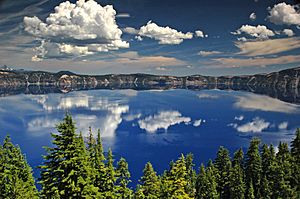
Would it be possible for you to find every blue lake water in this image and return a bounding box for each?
[0,89,299,187]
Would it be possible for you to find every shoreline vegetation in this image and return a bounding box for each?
[0,114,299,198]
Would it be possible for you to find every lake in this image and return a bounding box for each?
[0,88,299,187]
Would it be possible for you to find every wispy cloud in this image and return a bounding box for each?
[212,54,300,68]
[198,50,222,56]
[235,37,300,56]
[234,93,299,113]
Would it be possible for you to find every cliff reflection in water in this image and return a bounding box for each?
[0,83,299,105]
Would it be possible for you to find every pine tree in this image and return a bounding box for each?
[161,154,192,199]
[245,138,262,198]
[0,136,38,199]
[229,149,245,199]
[195,164,208,199]
[39,114,99,198]
[115,158,132,198]
[214,146,231,198]
[87,129,107,194]
[232,148,244,168]
[245,180,255,199]
[195,163,218,199]
[185,153,196,197]
[260,174,271,199]
[272,142,295,198]
[136,162,160,199]
[260,144,272,199]
[291,129,300,196]
[103,148,117,198]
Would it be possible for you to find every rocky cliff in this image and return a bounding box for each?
[0,67,299,103]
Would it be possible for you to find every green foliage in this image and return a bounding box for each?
[1,115,300,199]
[291,128,300,196]
[245,138,262,198]
[161,154,192,199]
[39,114,99,198]
[0,136,39,199]
[115,158,132,198]
[195,163,218,199]
[136,162,161,199]
[214,146,231,198]
[185,153,197,197]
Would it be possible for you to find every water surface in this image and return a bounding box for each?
[0,89,299,186]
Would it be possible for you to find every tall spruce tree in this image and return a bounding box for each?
[135,162,161,199]
[115,158,132,198]
[87,129,107,194]
[260,144,272,199]
[214,146,231,198]
[229,149,245,199]
[39,114,99,198]
[185,153,196,197]
[161,154,192,199]
[229,164,245,199]
[291,129,300,196]
[232,148,244,169]
[272,142,295,198]
[245,179,255,199]
[0,136,38,199]
[245,138,262,198]
[195,163,218,199]
[103,148,117,198]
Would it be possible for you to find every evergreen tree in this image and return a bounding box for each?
[103,148,117,198]
[232,148,244,168]
[135,162,161,199]
[161,154,192,199]
[214,146,231,198]
[272,142,295,198]
[260,174,271,199]
[0,136,38,199]
[115,158,132,198]
[260,144,272,199]
[229,149,245,199]
[195,163,218,199]
[245,138,262,198]
[245,180,255,199]
[185,153,196,197]
[195,164,208,199]
[39,114,99,198]
[87,129,107,194]
[291,129,300,196]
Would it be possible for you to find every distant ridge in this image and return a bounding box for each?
[0,66,299,103]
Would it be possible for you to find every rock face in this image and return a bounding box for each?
[0,67,299,103]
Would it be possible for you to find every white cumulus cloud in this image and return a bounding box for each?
[138,21,193,44]
[278,121,288,130]
[231,117,270,133]
[268,2,300,26]
[193,119,204,127]
[195,30,208,38]
[232,25,275,40]
[282,29,295,37]
[138,110,191,133]
[249,12,256,21]
[24,0,129,60]
[234,115,244,121]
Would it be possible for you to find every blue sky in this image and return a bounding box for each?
[0,0,300,75]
